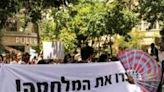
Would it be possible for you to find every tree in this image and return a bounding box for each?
[138,0,164,27]
[40,20,56,41]
[0,0,139,54]
[0,0,21,53]
[138,0,164,50]
[50,0,138,53]
[0,0,68,52]
[126,28,144,49]
[104,0,138,55]
[71,1,107,48]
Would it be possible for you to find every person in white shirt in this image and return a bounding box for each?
[10,54,17,64]
[16,52,22,64]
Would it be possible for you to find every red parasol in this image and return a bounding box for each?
[118,50,161,92]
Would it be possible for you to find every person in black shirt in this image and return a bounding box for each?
[150,43,159,62]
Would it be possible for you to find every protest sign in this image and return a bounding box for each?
[0,62,140,92]
[43,41,64,59]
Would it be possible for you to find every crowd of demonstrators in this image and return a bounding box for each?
[0,52,40,64]
[3,44,158,65]
[0,42,162,64]
[0,45,115,64]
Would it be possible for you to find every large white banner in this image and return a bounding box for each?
[0,62,140,92]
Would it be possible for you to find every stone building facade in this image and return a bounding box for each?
[0,17,38,54]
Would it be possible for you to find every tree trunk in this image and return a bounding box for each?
[33,22,40,52]
[109,35,113,56]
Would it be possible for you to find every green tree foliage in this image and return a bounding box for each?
[112,28,144,54]
[69,1,107,47]
[138,0,164,50]
[59,28,76,52]
[40,20,56,41]
[104,0,138,54]
[0,0,139,53]
[126,28,144,49]
[0,0,20,29]
[138,0,164,27]
[0,0,21,53]
[105,0,138,35]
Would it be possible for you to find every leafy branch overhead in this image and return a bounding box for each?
[0,0,155,53]
[138,0,164,28]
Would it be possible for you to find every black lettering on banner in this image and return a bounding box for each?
[119,73,125,82]
[61,76,70,92]
[72,80,81,91]
[82,80,91,90]
[16,78,92,92]
[95,77,103,88]
[37,82,48,92]
[23,82,35,92]
[51,81,61,92]
[115,74,119,83]
[16,80,21,92]
[104,75,112,85]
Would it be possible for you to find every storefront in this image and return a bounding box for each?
[1,31,38,53]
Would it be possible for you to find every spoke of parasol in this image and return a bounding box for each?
[136,83,149,92]
[125,51,132,70]
[136,81,158,89]
[136,79,161,83]
[138,67,160,80]
[131,50,137,73]
[137,61,160,75]
[134,52,146,71]
[138,81,159,87]
[137,58,151,73]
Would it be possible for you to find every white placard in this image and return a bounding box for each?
[43,41,64,59]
